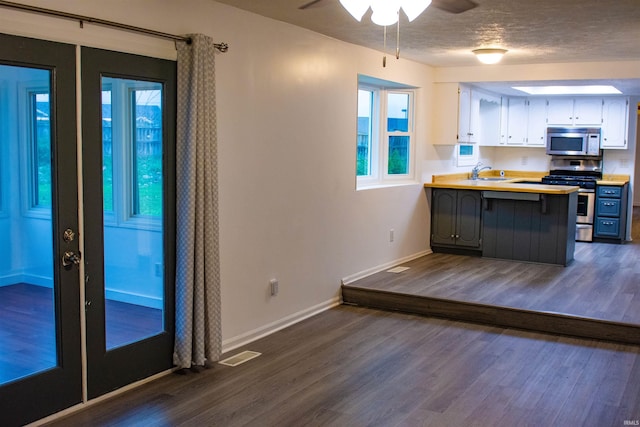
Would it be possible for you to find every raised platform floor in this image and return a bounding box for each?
[342,208,640,345]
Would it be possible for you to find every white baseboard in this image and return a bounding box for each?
[221,296,342,353]
[340,249,432,286]
[0,274,53,288]
[105,289,163,309]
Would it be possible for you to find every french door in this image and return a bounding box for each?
[0,34,175,426]
[81,46,176,399]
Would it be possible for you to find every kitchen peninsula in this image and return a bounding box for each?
[425,173,579,266]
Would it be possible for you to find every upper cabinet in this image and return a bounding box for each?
[457,85,479,143]
[547,98,603,126]
[434,83,630,150]
[433,83,501,145]
[601,97,629,149]
[505,98,546,146]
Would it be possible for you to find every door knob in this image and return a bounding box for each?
[62,251,82,267]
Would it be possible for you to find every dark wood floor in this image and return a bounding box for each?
[45,305,640,427]
[343,207,640,336]
[0,283,162,385]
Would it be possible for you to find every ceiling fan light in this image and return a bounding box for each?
[370,0,400,25]
[473,48,508,64]
[400,0,432,22]
[339,0,370,21]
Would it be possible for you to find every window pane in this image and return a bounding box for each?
[1,64,56,385]
[388,136,409,175]
[102,89,113,212]
[357,89,373,176]
[102,78,164,350]
[132,88,163,217]
[32,92,51,207]
[387,93,409,132]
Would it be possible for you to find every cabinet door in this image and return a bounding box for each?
[431,189,457,245]
[456,191,482,247]
[574,98,603,125]
[499,97,509,144]
[601,97,629,149]
[547,98,574,125]
[507,98,527,145]
[458,86,473,142]
[526,98,547,145]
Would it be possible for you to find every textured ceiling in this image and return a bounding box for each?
[215,0,640,94]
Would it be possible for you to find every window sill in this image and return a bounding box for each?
[356,180,420,191]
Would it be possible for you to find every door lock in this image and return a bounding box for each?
[62,251,82,268]
[63,228,76,242]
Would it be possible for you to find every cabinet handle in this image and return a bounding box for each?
[456,235,460,239]
[451,234,455,238]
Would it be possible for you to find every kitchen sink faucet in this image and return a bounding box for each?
[471,162,491,180]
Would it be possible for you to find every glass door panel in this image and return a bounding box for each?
[0,33,81,426]
[0,65,56,385]
[101,77,164,350]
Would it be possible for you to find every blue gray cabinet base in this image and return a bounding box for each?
[430,188,577,266]
[594,184,629,243]
[482,191,577,266]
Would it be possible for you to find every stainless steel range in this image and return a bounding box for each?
[541,157,603,242]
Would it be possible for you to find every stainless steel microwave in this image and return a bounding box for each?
[546,127,602,156]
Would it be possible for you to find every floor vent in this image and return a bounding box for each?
[219,350,262,367]
[387,266,410,273]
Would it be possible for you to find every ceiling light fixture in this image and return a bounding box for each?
[472,48,508,64]
[339,0,433,25]
[512,85,622,95]
[340,0,432,67]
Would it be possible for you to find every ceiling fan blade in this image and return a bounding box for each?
[299,0,325,9]
[432,0,478,14]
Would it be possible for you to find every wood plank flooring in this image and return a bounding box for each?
[44,305,640,427]
[343,207,640,343]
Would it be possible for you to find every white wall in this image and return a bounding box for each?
[0,0,433,349]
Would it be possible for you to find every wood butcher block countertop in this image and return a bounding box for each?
[425,171,631,194]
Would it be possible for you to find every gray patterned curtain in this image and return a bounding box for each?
[173,34,221,369]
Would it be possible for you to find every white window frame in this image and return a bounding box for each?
[356,77,417,190]
[103,78,163,232]
[18,82,52,220]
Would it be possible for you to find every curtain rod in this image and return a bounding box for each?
[0,0,229,52]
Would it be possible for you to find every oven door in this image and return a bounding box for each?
[576,189,595,242]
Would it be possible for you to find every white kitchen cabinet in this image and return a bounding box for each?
[547,98,603,126]
[506,98,527,145]
[526,98,547,146]
[499,97,509,145]
[601,97,629,149]
[457,85,481,143]
[505,97,547,146]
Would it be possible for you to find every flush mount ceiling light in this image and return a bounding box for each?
[512,85,622,95]
[472,48,508,64]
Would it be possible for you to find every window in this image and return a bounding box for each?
[102,77,163,229]
[18,77,52,218]
[356,76,416,189]
[29,91,51,208]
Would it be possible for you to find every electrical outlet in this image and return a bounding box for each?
[390,229,395,242]
[154,263,162,277]
[269,279,279,296]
